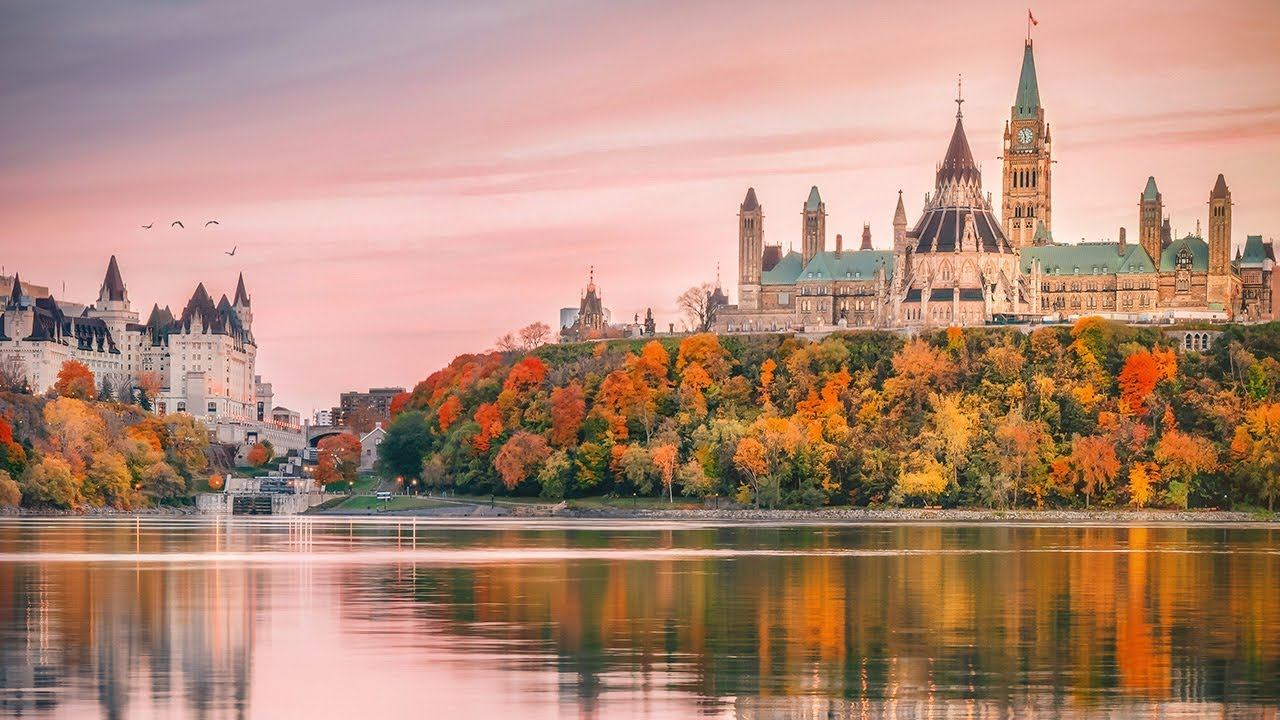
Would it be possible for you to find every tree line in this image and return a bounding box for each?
[376,319,1280,510]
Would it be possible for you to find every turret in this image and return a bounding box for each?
[1207,173,1234,310]
[737,187,764,311]
[1001,38,1052,247]
[1138,176,1163,266]
[860,223,872,251]
[801,186,826,266]
[893,190,908,253]
[233,272,253,329]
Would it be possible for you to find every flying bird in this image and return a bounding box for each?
[171,220,184,228]
[225,246,237,256]
[141,223,153,229]
[205,220,219,227]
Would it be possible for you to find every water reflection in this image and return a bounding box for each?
[0,519,1277,719]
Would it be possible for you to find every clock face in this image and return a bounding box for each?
[1017,127,1034,145]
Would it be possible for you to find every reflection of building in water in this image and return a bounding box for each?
[0,528,257,719]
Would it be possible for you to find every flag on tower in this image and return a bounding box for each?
[1029,9,1038,25]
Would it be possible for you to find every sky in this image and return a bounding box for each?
[2,0,1279,414]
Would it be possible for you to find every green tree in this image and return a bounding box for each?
[379,411,433,480]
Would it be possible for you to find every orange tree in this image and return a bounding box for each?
[54,360,95,400]
[315,433,362,488]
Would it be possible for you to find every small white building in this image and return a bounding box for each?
[359,423,386,472]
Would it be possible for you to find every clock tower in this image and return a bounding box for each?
[1001,39,1052,248]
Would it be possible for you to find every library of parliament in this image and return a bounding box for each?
[717,35,1276,333]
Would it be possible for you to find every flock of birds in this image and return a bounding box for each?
[141,220,236,255]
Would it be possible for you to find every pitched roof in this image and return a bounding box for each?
[100,255,126,302]
[893,191,907,225]
[1021,242,1157,276]
[741,187,760,212]
[1240,235,1268,265]
[1014,41,1041,119]
[1160,234,1209,272]
[761,245,783,272]
[1142,176,1160,202]
[796,249,895,283]
[860,224,872,250]
[911,206,1012,254]
[1033,219,1053,245]
[233,272,250,306]
[936,116,980,186]
[805,186,822,211]
[761,251,804,286]
[1211,173,1230,199]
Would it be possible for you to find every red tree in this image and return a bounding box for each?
[493,431,550,489]
[54,360,95,400]
[472,402,503,452]
[550,383,586,447]
[315,433,363,487]
[437,396,462,433]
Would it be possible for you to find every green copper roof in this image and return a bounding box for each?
[1021,242,1157,276]
[1159,234,1209,272]
[1032,219,1053,244]
[1014,41,1040,120]
[798,250,895,283]
[805,186,822,211]
[1240,235,1267,265]
[761,251,804,286]
[1142,176,1160,202]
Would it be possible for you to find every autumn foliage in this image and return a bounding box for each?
[54,360,96,400]
[371,318,1280,510]
[315,433,362,487]
[246,441,273,468]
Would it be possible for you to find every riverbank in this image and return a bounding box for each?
[311,501,1275,523]
[4,502,1274,523]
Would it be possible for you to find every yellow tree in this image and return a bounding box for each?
[1127,463,1155,508]
[733,437,767,507]
[893,454,949,506]
[927,392,977,486]
[1230,402,1280,510]
[1154,427,1217,509]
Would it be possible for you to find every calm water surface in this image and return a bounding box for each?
[0,518,1277,719]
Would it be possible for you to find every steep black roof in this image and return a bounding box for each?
[101,255,127,302]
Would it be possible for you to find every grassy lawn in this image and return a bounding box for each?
[324,475,380,494]
[336,496,451,511]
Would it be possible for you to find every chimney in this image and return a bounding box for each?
[835,233,843,258]
[1119,227,1127,256]
[861,223,872,251]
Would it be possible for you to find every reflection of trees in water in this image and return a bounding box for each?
[346,524,1280,710]
[0,521,258,719]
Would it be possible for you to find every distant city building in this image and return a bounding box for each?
[271,406,301,426]
[336,387,404,425]
[313,409,334,426]
[717,36,1269,332]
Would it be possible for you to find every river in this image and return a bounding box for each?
[0,518,1277,718]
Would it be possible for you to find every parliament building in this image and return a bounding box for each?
[718,37,1276,333]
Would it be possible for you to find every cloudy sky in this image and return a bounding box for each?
[2,0,1278,413]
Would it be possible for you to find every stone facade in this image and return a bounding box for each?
[717,36,1271,333]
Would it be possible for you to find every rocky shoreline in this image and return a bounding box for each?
[3,504,1274,523]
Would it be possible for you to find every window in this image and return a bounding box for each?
[177,401,186,412]
[208,402,217,414]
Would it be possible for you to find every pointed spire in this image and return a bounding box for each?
[1143,176,1160,202]
[741,187,760,211]
[955,74,965,119]
[1211,173,1230,199]
[860,223,872,251]
[937,113,980,186]
[5,273,22,309]
[894,190,907,225]
[805,186,822,211]
[1014,41,1041,119]
[100,255,126,302]
[233,272,250,307]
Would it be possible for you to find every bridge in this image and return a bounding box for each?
[306,424,356,447]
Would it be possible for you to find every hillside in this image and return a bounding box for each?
[377,320,1280,511]
[0,392,212,510]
